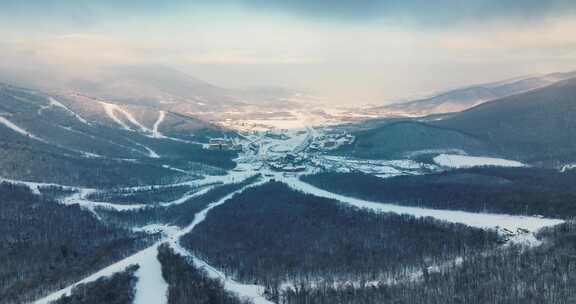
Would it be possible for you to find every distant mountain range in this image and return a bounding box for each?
[366,71,576,117]
[0,65,307,114]
[340,75,576,167]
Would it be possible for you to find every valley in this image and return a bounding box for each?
[1,91,568,303]
[2,70,576,304]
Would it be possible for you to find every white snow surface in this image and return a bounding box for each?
[0,116,44,142]
[0,177,81,195]
[169,242,274,304]
[133,245,169,304]
[120,108,151,133]
[47,97,90,124]
[560,163,576,172]
[434,154,525,168]
[34,245,166,304]
[152,111,166,138]
[282,177,563,233]
[102,102,132,130]
[101,102,151,133]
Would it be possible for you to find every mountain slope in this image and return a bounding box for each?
[0,83,236,186]
[433,77,576,164]
[341,76,576,166]
[370,71,576,117]
[66,65,241,110]
[337,121,495,159]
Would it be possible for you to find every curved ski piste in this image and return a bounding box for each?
[280,176,564,233]
[152,110,166,138]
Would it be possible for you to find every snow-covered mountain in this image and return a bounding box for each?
[3,74,576,304]
[0,82,237,186]
[365,71,576,117]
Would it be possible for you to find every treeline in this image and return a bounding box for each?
[182,181,500,301]
[53,265,138,304]
[157,244,252,304]
[282,221,576,304]
[302,168,576,218]
[0,183,157,304]
[98,175,261,228]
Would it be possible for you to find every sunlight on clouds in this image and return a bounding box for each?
[0,11,574,103]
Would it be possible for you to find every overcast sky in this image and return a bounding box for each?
[1,0,575,104]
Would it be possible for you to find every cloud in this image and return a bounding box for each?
[1,1,575,30]
[238,0,576,27]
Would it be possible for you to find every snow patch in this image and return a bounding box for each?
[434,154,525,169]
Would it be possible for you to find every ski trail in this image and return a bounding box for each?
[153,111,166,138]
[33,245,163,304]
[46,97,90,124]
[101,102,132,131]
[71,184,218,212]
[281,177,563,233]
[162,164,187,173]
[60,188,148,212]
[0,116,45,142]
[0,177,83,195]
[169,241,274,304]
[141,144,160,158]
[130,140,160,158]
[116,106,152,133]
[101,102,150,133]
[165,177,274,304]
[133,245,169,304]
[33,179,263,304]
[160,185,217,207]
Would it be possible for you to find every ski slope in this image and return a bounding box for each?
[34,244,166,304]
[133,245,169,304]
[281,177,563,233]
[169,241,274,304]
[102,102,132,131]
[152,111,166,138]
[101,102,151,133]
[0,116,45,142]
[46,97,90,124]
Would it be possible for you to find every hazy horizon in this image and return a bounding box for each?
[1,0,575,104]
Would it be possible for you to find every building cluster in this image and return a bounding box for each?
[268,153,307,172]
[309,133,355,151]
[208,138,242,151]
